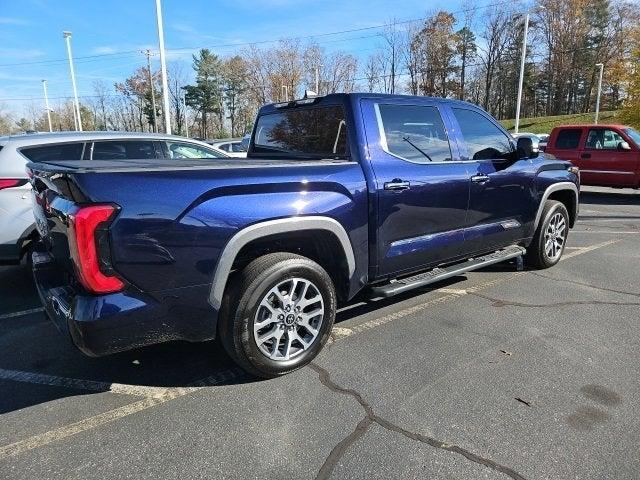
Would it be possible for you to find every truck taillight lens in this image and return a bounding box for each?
[69,204,125,294]
[0,178,28,190]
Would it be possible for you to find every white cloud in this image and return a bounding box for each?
[0,48,44,59]
[91,46,120,55]
[0,17,31,26]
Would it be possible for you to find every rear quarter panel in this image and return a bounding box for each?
[72,163,369,294]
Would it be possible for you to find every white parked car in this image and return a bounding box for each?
[0,131,228,265]
[208,138,247,158]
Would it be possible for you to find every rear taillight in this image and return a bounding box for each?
[69,204,125,294]
[0,179,28,190]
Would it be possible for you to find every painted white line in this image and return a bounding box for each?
[0,367,242,460]
[0,367,177,398]
[572,230,639,234]
[0,307,44,320]
[438,288,469,294]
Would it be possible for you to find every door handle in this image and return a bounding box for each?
[471,174,490,184]
[580,153,591,159]
[384,179,411,191]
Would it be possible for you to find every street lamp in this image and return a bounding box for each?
[514,6,544,134]
[595,63,604,124]
[63,31,82,131]
[41,80,52,132]
[281,85,289,102]
[154,0,172,134]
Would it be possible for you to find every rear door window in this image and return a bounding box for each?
[554,129,582,149]
[376,103,452,163]
[92,141,156,160]
[452,108,513,160]
[21,142,84,162]
[165,141,224,159]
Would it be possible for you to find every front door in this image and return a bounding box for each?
[448,107,533,254]
[361,99,471,277]
[580,128,639,187]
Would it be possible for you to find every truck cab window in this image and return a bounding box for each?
[376,104,451,163]
[555,129,582,149]
[252,106,348,159]
[452,108,513,160]
[586,129,623,150]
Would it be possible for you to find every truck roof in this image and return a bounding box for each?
[257,92,481,115]
[551,124,630,130]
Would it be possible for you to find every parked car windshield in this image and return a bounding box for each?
[252,105,348,159]
[624,128,640,146]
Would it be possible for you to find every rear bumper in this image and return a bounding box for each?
[32,249,217,357]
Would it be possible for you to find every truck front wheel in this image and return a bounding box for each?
[219,253,336,378]
[526,200,570,269]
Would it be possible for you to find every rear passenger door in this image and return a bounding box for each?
[361,99,472,277]
[449,107,532,254]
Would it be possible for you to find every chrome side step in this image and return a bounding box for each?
[371,245,526,298]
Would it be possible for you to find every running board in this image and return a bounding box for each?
[371,245,526,298]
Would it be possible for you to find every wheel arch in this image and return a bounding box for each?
[534,182,579,230]
[209,217,356,311]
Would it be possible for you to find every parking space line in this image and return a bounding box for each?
[0,239,618,460]
[0,367,181,399]
[572,230,639,234]
[0,307,43,321]
[0,367,242,460]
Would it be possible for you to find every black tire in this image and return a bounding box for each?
[526,200,569,269]
[218,252,336,378]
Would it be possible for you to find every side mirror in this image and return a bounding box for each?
[516,137,539,159]
[618,141,631,151]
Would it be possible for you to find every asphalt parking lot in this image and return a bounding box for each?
[0,186,638,480]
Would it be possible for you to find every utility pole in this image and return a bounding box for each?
[155,0,172,134]
[314,65,323,94]
[595,63,604,124]
[182,93,189,137]
[142,49,158,133]
[62,31,82,131]
[41,80,52,132]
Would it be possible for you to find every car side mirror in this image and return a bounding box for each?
[516,137,538,159]
[618,141,631,151]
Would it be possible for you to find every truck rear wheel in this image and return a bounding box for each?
[219,253,336,378]
[526,200,569,269]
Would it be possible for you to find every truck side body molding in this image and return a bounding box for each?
[208,216,356,310]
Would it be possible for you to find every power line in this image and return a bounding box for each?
[0,0,514,68]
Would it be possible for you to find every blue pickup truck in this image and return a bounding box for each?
[28,93,579,378]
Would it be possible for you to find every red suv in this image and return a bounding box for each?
[546,124,640,188]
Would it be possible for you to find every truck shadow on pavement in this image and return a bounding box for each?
[579,189,639,207]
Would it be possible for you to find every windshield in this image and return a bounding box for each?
[252,105,348,159]
[624,128,640,147]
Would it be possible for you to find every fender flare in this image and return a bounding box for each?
[533,182,579,231]
[208,216,356,310]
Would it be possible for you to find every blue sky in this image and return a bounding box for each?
[0,0,474,116]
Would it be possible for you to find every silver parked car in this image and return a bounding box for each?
[0,131,228,265]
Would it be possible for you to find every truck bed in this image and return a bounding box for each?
[27,157,352,174]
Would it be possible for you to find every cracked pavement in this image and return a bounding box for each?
[1,186,639,479]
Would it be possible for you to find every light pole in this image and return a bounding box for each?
[314,65,323,94]
[62,31,82,131]
[595,63,604,124]
[154,0,171,134]
[281,85,289,102]
[142,49,158,133]
[514,6,543,134]
[41,80,52,132]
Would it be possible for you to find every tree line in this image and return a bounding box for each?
[2,0,638,137]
